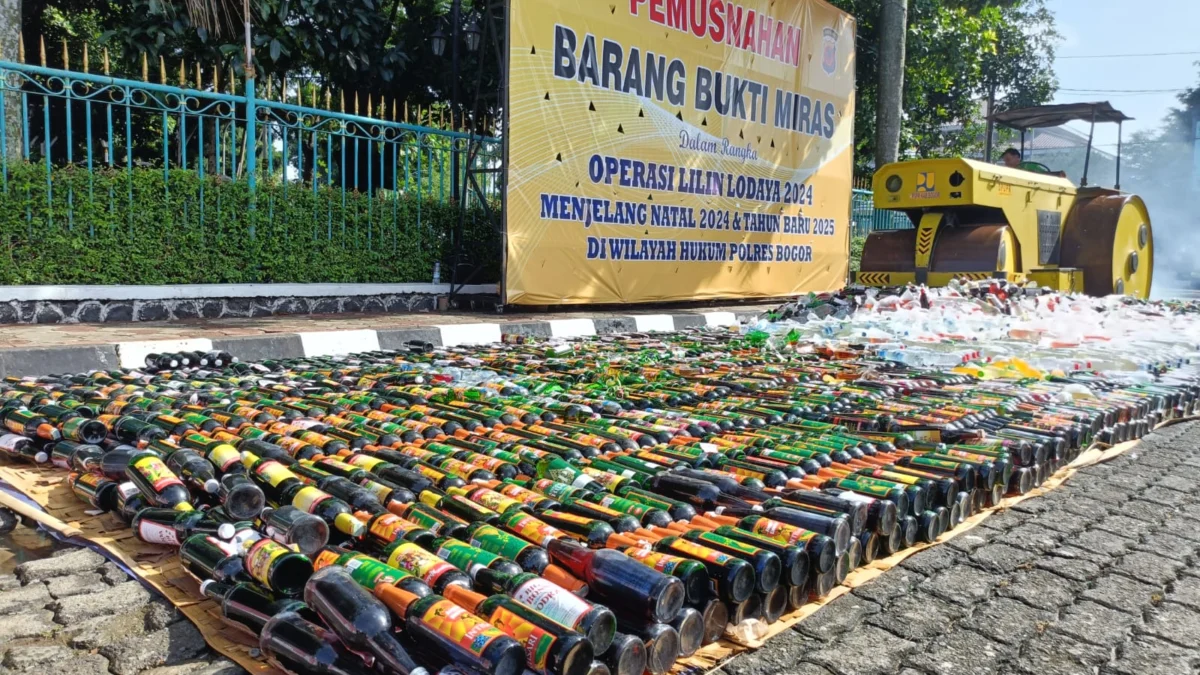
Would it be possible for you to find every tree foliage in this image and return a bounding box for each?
[829,0,1058,172]
[24,0,503,127]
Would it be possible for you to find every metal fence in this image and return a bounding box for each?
[0,50,502,241]
[850,188,913,238]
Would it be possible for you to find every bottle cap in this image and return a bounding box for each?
[216,522,236,540]
[441,584,488,612]
[204,479,221,494]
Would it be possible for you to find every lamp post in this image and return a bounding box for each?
[431,0,481,202]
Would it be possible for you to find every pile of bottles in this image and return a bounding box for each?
[763,285,1200,377]
[144,351,239,373]
[0,328,1197,675]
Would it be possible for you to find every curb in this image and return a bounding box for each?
[0,311,760,377]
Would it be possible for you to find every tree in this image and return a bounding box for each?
[829,0,1059,174]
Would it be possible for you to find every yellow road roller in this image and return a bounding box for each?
[855,102,1153,297]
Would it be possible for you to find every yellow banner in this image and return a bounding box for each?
[505,0,856,305]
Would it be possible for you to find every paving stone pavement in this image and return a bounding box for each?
[717,420,1200,675]
[4,422,1200,675]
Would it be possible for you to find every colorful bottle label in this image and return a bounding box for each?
[293,486,331,514]
[362,480,394,504]
[511,577,592,628]
[387,542,456,586]
[533,479,577,501]
[469,525,533,561]
[624,547,682,574]
[208,444,242,473]
[471,490,523,515]
[370,514,422,543]
[696,531,761,555]
[749,518,811,546]
[504,513,563,547]
[437,540,501,578]
[244,539,293,589]
[256,460,296,487]
[488,604,556,672]
[497,484,547,508]
[342,555,411,590]
[667,539,733,565]
[420,599,505,657]
[133,456,184,492]
[347,454,386,471]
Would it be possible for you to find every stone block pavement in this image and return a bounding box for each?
[3,421,1200,675]
[718,420,1200,675]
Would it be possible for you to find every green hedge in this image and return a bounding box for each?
[0,163,501,285]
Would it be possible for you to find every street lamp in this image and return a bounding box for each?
[432,0,482,201]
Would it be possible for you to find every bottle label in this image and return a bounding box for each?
[668,539,733,565]
[595,494,649,517]
[312,549,342,570]
[467,454,508,472]
[497,484,546,507]
[347,454,385,471]
[472,490,523,515]
[421,599,505,657]
[470,525,533,561]
[400,506,446,532]
[749,518,809,546]
[133,456,184,492]
[293,486,330,514]
[370,514,421,543]
[504,513,562,548]
[275,437,311,457]
[342,555,410,590]
[488,605,556,672]
[256,461,295,487]
[137,518,180,546]
[438,458,477,481]
[415,464,449,483]
[244,539,293,589]
[580,468,627,491]
[437,540,500,578]
[624,547,681,574]
[697,532,761,555]
[387,542,456,586]
[208,444,242,473]
[533,479,576,501]
[511,577,592,628]
[362,480,394,504]
[542,511,595,527]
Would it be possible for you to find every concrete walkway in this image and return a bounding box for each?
[717,420,1200,675]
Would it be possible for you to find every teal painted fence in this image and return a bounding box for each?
[0,58,501,242]
[851,188,913,237]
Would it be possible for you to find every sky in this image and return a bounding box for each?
[1048,0,1200,150]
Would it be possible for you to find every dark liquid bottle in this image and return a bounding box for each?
[126,450,193,509]
[373,584,526,675]
[243,537,314,597]
[545,539,684,624]
[68,472,124,512]
[260,610,374,675]
[260,505,330,556]
[382,541,472,594]
[464,522,551,574]
[201,579,311,636]
[179,533,246,584]
[605,535,710,605]
[311,548,433,599]
[471,567,617,654]
[131,507,235,547]
[442,584,594,675]
[218,473,267,520]
[304,566,428,675]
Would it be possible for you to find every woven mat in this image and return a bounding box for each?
[0,424,1167,675]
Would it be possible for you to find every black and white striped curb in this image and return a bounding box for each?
[0,311,757,377]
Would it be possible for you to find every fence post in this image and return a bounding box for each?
[245,75,257,239]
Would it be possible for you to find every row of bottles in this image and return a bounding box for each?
[0,327,1194,675]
